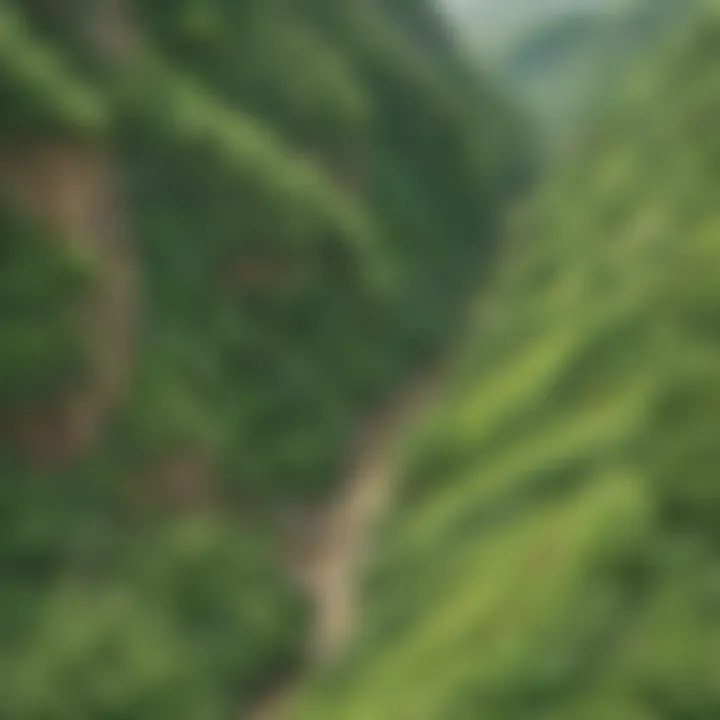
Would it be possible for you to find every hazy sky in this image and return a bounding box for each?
[440,0,624,43]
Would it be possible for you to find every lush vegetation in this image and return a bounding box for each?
[296,9,720,718]
[7,2,717,718]
[0,0,527,716]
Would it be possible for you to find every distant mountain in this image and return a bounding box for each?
[442,0,696,149]
[440,0,624,50]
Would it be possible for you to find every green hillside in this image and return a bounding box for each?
[296,11,720,719]
[0,2,527,717]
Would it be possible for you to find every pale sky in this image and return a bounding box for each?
[440,1,624,29]
[439,0,628,47]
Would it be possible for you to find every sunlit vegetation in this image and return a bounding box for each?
[296,8,720,718]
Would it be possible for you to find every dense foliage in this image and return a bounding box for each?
[0,0,526,716]
[296,9,720,719]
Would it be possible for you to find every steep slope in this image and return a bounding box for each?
[296,12,720,719]
[0,1,527,718]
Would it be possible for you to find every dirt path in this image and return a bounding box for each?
[248,357,453,719]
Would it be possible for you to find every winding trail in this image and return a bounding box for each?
[248,355,453,720]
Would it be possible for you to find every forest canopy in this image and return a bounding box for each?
[0,1,529,717]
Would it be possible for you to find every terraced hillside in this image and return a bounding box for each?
[296,12,720,719]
